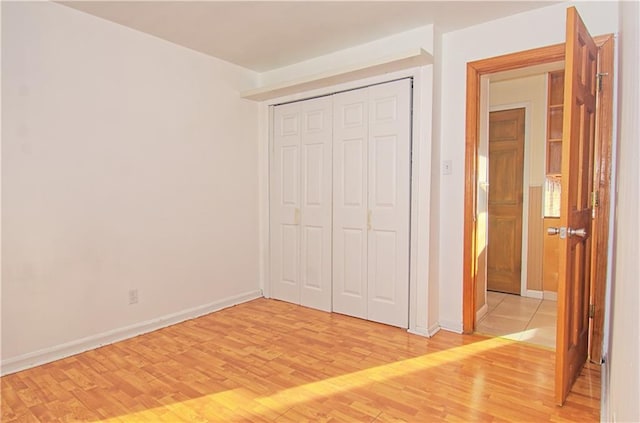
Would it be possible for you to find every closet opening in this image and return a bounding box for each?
[269,78,413,328]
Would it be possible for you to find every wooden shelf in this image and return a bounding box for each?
[241,48,433,101]
[546,70,565,176]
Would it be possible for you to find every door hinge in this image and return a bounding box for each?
[597,72,609,92]
[591,191,600,208]
[589,304,595,318]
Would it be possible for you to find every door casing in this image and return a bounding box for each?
[462,35,614,338]
[261,67,434,336]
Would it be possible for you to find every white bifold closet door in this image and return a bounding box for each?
[333,79,411,328]
[270,96,333,312]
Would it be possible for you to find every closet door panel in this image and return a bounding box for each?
[271,103,302,304]
[367,79,411,328]
[332,89,368,319]
[272,79,411,328]
[300,97,333,311]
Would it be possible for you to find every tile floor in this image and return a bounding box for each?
[476,291,557,349]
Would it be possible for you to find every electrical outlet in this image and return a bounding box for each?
[128,289,139,305]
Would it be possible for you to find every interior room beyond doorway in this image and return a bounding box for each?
[477,63,564,350]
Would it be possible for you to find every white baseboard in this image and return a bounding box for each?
[427,323,441,337]
[525,289,544,299]
[408,327,429,337]
[543,291,558,301]
[439,319,463,334]
[408,321,441,338]
[476,304,489,322]
[1,290,262,376]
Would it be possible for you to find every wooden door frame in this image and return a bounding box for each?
[462,35,614,335]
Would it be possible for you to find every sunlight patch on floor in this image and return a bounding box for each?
[97,336,515,422]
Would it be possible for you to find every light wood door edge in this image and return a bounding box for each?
[462,34,615,334]
[589,34,615,364]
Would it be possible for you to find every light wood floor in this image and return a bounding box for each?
[476,292,558,349]
[1,298,600,422]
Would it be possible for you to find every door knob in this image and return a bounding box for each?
[547,226,586,238]
[568,227,587,238]
[547,227,567,238]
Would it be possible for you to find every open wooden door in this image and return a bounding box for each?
[589,33,615,365]
[555,6,598,405]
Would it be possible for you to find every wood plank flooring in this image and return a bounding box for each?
[1,298,600,422]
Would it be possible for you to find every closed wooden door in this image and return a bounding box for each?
[555,6,597,405]
[270,96,333,312]
[333,79,411,328]
[487,108,525,295]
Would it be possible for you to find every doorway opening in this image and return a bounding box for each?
[474,66,564,350]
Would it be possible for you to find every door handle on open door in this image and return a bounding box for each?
[547,226,586,238]
[548,227,568,238]
[568,227,587,238]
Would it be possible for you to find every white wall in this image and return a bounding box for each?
[436,1,619,332]
[605,1,640,421]
[1,2,260,373]
[261,25,434,87]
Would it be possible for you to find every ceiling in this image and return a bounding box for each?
[60,1,559,73]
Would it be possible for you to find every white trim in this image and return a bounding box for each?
[476,303,489,321]
[409,66,434,337]
[543,290,558,301]
[439,320,464,334]
[259,104,273,299]
[0,290,262,376]
[242,48,433,101]
[408,322,440,338]
[525,289,544,299]
[408,328,429,337]
[489,102,533,297]
[259,67,433,335]
[427,323,441,337]
[258,104,271,299]
[262,68,424,108]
